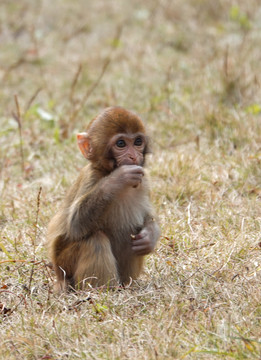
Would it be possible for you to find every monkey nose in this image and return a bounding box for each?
[129,156,137,164]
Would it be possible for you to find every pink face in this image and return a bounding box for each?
[110,133,147,167]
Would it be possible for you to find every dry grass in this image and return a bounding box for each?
[1,0,261,359]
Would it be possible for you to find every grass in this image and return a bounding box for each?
[1,0,261,359]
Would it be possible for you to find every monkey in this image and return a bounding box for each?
[47,106,160,291]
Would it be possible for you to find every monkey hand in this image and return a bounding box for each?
[131,228,155,256]
[110,165,144,189]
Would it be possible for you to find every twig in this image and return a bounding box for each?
[69,57,111,123]
[29,26,52,99]
[28,186,42,292]
[69,63,82,104]
[2,56,26,81]
[0,259,43,264]
[25,87,42,113]
[12,95,25,174]
[34,186,42,242]
[223,45,229,79]
[63,24,90,42]
[0,290,28,309]
[187,242,215,252]
[69,24,123,123]
[180,268,201,286]
[211,243,236,276]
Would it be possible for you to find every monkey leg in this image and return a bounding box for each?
[118,256,144,286]
[74,231,119,289]
[52,240,83,292]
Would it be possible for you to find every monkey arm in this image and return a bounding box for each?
[66,165,144,240]
[66,178,114,240]
[131,215,160,256]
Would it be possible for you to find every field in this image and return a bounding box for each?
[1,0,261,359]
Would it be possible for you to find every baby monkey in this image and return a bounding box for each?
[47,106,160,291]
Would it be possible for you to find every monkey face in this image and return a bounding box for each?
[110,133,146,167]
[77,107,149,174]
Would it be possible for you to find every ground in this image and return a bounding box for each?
[0,0,261,359]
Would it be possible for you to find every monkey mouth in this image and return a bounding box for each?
[122,161,138,166]
[116,160,140,167]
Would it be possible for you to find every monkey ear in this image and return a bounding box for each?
[77,132,92,159]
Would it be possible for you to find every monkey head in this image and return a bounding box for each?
[77,107,149,173]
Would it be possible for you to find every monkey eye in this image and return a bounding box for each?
[116,139,126,148]
[134,137,143,146]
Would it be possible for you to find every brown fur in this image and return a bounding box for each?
[47,107,160,291]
